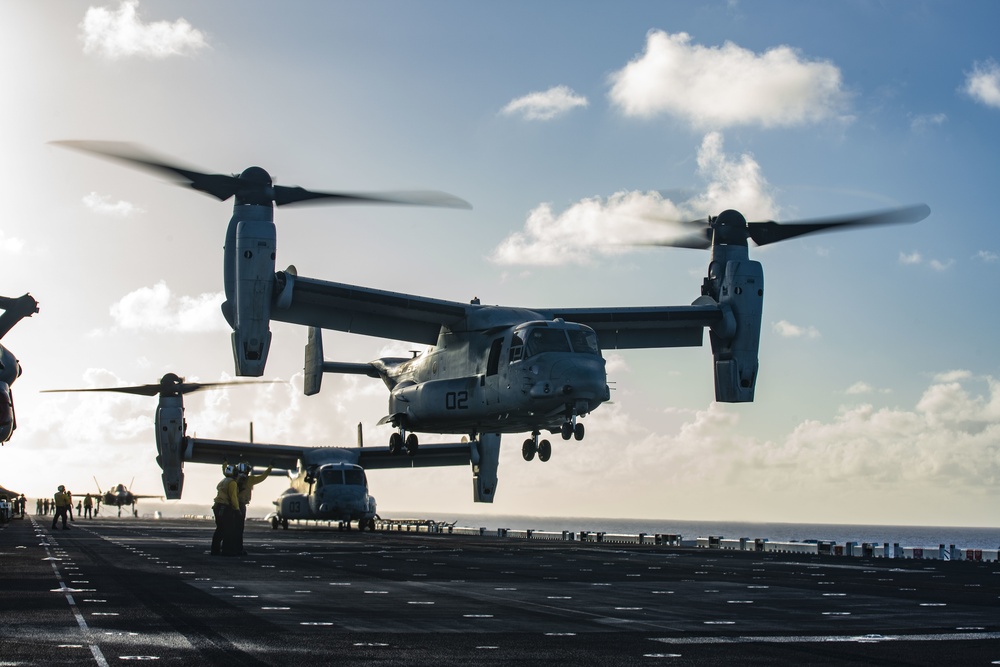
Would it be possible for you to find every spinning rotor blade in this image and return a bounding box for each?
[746,203,931,246]
[43,373,280,398]
[640,203,929,249]
[53,140,471,209]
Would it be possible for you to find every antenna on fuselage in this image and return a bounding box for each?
[357,422,363,448]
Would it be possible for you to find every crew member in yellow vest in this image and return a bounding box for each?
[51,485,71,530]
[234,461,272,555]
[211,465,240,556]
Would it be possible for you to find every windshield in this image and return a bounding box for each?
[344,468,365,486]
[524,328,571,357]
[568,329,600,355]
[320,469,343,485]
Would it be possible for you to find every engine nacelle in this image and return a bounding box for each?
[0,382,13,443]
[0,346,21,387]
[231,215,276,377]
[710,259,763,402]
[155,399,186,499]
[304,326,324,396]
[472,433,500,503]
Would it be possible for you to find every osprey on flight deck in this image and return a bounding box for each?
[0,293,38,444]
[57,142,930,504]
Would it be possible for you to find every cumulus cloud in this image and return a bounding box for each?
[910,112,947,132]
[570,371,1000,506]
[83,192,144,217]
[491,131,777,265]
[845,381,890,395]
[501,85,589,121]
[772,320,820,339]
[608,30,848,129]
[899,251,951,271]
[109,281,227,333]
[975,250,998,263]
[964,59,1000,109]
[80,0,208,60]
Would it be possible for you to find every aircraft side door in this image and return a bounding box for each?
[482,336,505,406]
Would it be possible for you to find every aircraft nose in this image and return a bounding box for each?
[550,357,607,398]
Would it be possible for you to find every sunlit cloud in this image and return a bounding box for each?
[83,192,144,217]
[975,250,998,263]
[899,251,922,265]
[910,112,947,132]
[772,320,820,339]
[109,281,227,333]
[934,369,972,383]
[963,59,1000,109]
[501,85,589,121]
[491,131,776,265]
[845,381,890,395]
[80,0,208,60]
[608,29,849,129]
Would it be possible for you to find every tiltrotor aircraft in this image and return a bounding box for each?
[92,478,162,517]
[57,142,930,504]
[45,374,470,530]
[0,293,39,443]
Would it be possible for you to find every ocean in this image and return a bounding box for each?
[139,502,1000,551]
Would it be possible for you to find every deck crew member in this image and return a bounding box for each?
[211,465,240,556]
[51,485,71,530]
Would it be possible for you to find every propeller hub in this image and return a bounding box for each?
[235,166,276,206]
[712,209,749,246]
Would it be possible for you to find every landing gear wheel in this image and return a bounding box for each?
[574,422,585,441]
[561,423,573,440]
[368,518,376,531]
[281,518,289,530]
[271,516,279,530]
[405,433,419,456]
[538,439,552,462]
[389,432,403,454]
[522,438,537,461]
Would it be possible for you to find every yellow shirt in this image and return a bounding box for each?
[214,478,239,509]
[53,492,70,507]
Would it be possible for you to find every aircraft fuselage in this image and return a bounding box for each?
[381,318,609,436]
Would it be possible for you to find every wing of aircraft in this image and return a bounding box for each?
[183,437,470,471]
[271,270,722,350]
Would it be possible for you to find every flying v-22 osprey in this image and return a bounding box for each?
[57,142,930,503]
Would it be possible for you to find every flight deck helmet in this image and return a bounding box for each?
[236,462,251,478]
[223,464,235,478]
[57,485,65,492]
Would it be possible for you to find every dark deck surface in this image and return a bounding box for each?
[2,515,999,665]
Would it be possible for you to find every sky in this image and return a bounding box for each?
[2,1,999,528]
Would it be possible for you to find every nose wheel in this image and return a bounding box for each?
[560,418,585,441]
[388,430,420,456]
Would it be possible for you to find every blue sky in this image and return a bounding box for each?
[2,1,999,526]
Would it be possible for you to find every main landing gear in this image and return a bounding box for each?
[522,432,552,462]
[388,430,419,456]
[523,415,585,463]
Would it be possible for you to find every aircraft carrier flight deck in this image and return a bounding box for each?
[2,515,999,666]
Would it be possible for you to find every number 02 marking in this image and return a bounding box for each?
[445,391,469,410]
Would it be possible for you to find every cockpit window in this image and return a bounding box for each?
[344,468,365,486]
[568,329,600,355]
[320,469,343,485]
[524,328,571,357]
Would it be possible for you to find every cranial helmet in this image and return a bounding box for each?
[223,464,235,477]
[236,462,251,476]
[58,485,65,492]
